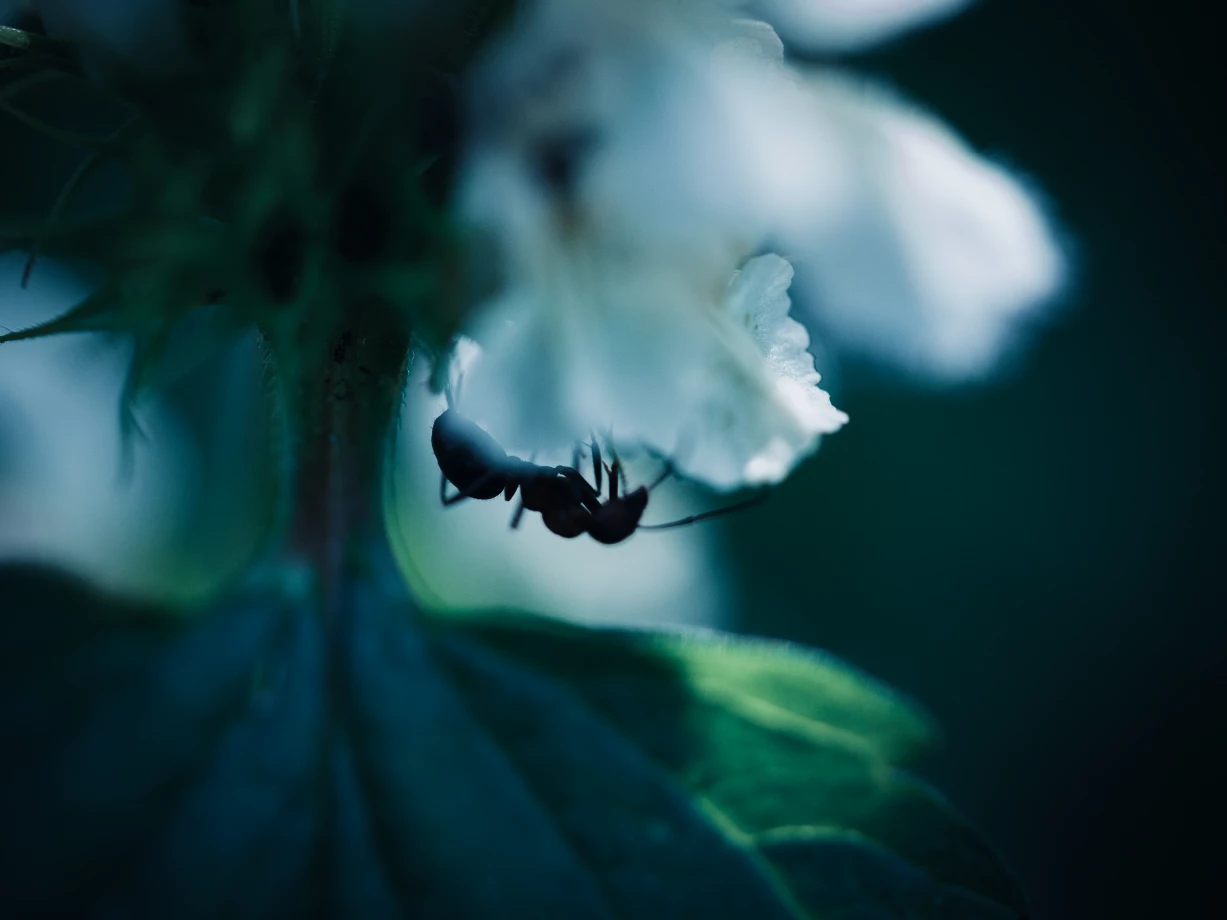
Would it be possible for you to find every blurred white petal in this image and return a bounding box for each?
[464,4,848,271]
[747,0,973,52]
[458,252,845,490]
[464,0,1062,391]
[0,256,195,596]
[386,365,732,628]
[786,74,1065,380]
[457,5,846,488]
[713,254,848,481]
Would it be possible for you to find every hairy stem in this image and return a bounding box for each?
[281,297,410,603]
[257,296,412,916]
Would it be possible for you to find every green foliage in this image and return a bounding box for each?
[0,24,76,64]
[0,565,1025,918]
[0,3,485,405]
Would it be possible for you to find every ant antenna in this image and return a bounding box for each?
[638,493,768,531]
[646,462,673,492]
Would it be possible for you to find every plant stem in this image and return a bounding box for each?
[262,296,411,914]
[282,297,409,605]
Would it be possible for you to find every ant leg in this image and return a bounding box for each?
[441,471,499,506]
[440,472,467,506]
[606,443,630,500]
[638,493,768,530]
[510,500,526,529]
[590,436,603,494]
[558,467,602,513]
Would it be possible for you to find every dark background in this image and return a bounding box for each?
[733,2,1224,917]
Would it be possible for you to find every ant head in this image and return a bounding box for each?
[587,486,649,545]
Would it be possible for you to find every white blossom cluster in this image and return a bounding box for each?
[452,0,1064,490]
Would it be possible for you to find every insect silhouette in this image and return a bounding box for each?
[431,408,763,544]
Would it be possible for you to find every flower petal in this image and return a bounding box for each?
[456,250,844,490]
[785,74,1066,380]
[462,4,849,280]
[456,6,847,488]
[746,0,973,52]
[710,254,848,483]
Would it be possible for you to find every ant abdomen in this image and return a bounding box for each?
[432,409,508,500]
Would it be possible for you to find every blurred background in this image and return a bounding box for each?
[730,2,1223,917]
[2,2,1222,918]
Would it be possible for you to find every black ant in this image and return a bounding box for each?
[431,408,762,545]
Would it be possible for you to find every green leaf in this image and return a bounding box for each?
[0,565,1025,918]
[0,26,75,59]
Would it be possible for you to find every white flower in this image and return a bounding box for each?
[460,251,846,490]
[456,1,849,490]
[453,0,1064,486]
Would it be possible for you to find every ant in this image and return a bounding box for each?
[431,408,762,545]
